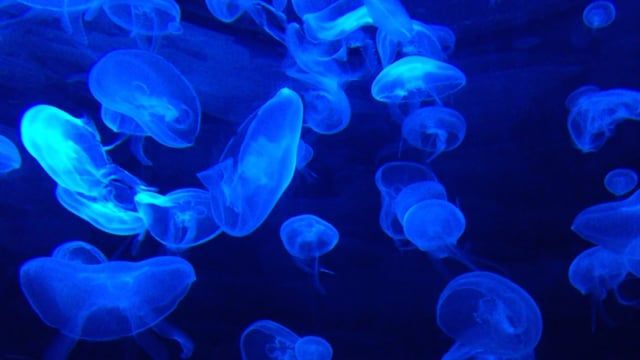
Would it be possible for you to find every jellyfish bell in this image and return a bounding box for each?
[295,336,333,360]
[205,0,252,23]
[394,180,447,223]
[604,168,638,197]
[0,134,21,174]
[51,241,108,265]
[401,106,466,161]
[568,246,628,302]
[240,320,300,360]
[583,1,616,29]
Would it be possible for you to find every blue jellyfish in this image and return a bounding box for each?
[0,134,21,174]
[393,180,447,223]
[134,188,222,250]
[299,77,351,135]
[604,168,638,197]
[295,336,334,360]
[89,49,201,152]
[583,1,616,29]
[401,106,466,161]
[102,0,182,37]
[572,189,640,253]
[241,320,333,360]
[16,0,102,40]
[198,88,303,237]
[437,272,543,360]
[100,106,153,166]
[371,56,466,104]
[20,242,195,358]
[246,1,288,43]
[296,140,314,171]
[363,0,412,43]
[303,0,374,42]
[376,20,451,67]
[280,214,339,293]
[205,0,252,23]
[569,246,628,303]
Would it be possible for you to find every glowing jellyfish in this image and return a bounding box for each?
[295,336,333,360]
[102,0,182,36]
[583,1,616,29]
[134,188,222,250]
[198,88,303,237]
[0,134,21,174]
[303,0,374,42]
[376,20,451,67]
[15,0,102,38]
[247,1,288,43]
[363,0,412,43]
[280,214,339,293]
[20,242,195,358]
[394,180,447,223]
[241,320,333,360]
[296,140,314,170]
[437,272,542,360]
[205,0,252,23]
[401,106,466,161]
[101,106,152,165]
[89,49,201,149]
[571,189,640,253]
[569,246,628,302]
[299,77,351,135]
[566,87,640,152]
[604,168,638,197]
[371,56,466,103]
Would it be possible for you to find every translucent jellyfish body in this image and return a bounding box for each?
[569,246,628,302]
[437,272,543,360]
[624,239,640,277]
[0,134,21,174]
[302,0,374,42]
[582,1,616,29]
[363,0,412,43]
[102,0,183,36]
[292,0,333,17]
[401,106,466,161]
[299,77,351,135]
[205,0,252,23]
[604,168,637,196]
[376,21,453,67]
[371,56,466,103]
[393,180,447,224]
[134,188,222,250]
[198,88,303,237]
[296,140,314,170]
[241,320,333,360]
[89,49,201,148]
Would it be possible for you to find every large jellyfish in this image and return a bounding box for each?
[0,134,21,174]
[401,106,466,161]
[241,320,333,360]
[197,88,303,237]
[437,272,542,360]
[20,241,195,358]
[102,0,183,37]
[134,188,222,250]
[280,214,339,293]
[604,168,637,197]
[569,246,628,303]
[583,1,616,29]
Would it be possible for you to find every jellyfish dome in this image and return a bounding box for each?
[402,199,465,258]
[371,56,466,103]
[51,241,108,265]
[394,180,447,223]
[0,134,21,174]
[401,106,466,160]
[437,272,543,359]
[240,320,300,360]
[604,168,638,196]
[583,1,616,29]
[103,0,183,36]
[295,336,333,360]
[568,246,628,301]
[280,214,339,259]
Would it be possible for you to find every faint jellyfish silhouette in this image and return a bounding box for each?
[437,271,542,360]
[296,140,314,170]
[246,1,288,43]
[393,180,447,223]
[624,239,640,277]
[303,0,374,42]
[376,20,452,67]
[604,168,637,197]
[280,214,339,294]
[364,0,412,43]
[295,336,333,360]
[0,134,21,174]
[205,0,252,23]
[134,188,222,251]
[197,88,303,237]
[241,320,333,360]
[401,106,466,161]
[583,1,616,29]
[293,73,351,135]
[20,242,196,358]
[16,0,102,41]
[569,246,628,303]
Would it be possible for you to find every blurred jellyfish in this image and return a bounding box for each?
[394,180,447,223]
[437,272,542,360]
[604,168,637,197]
[241,320,333,360]
[205,0,252,23]
[376,21,452,67]
[20,242,196,358]
[566,87,640,152]
[134,188,222,250]
[295,336,333,360]
[198,88,303,237]
[280,214,339,293]
[582,1,616,29]
[569,246,628,303]
[401,106,466,161]
[303,0,374,42]
[624,239,640,277]
[0,134,21,174]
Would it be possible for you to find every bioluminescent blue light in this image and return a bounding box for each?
[401,106,466,161]
[402,199,465,258]
[198,88,303,237]
[240,320,300,360]
[437,271,543,360]
[394,180,447,223]
[102,0,182,36]
[303,0,374,42]
[0,134,21,174]
[205,0,251,23]
[376,20,451,67]
[292,0,333,17]
[89,49,201,148]
[566,87,640,152]
[624,239,640,277]
[134,188,222,250]
[295,336,334,360]
[604,168,638,196]
[246,1,288,43]
[582,1,616,29]
[363,0,412,43]
[568,246,628,302]
[301,79,351,135]
[101,105,147,136]
[371,55,466,103]
[51,240,108,265]
[296,140,314,170]
[571,189,640,253]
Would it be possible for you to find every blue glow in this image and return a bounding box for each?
[604,168,638,196]
[624,239,640,277]
[394,180,447,223]
[241,320,333,360]
[402,199,465,258]
[16,0,101,11]
[51,240,108,265]
[100,105,147,136]
[296,140,314,170]
[583,1,616,29]
[569,246,628,301]
[301,79,351,135]
[364,0,412,43]
[401,106,466,160]
[205,0,252,23]
[102,0,183,36]
[292,0,333,17]
[0,134,21,174]
[295,336,334,360]
[437,272,542,360]
[376,20,451,67]
[303,0,374,42]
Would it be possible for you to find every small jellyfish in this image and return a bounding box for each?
[303,0,374,42]
[241,320,333,360]
[296,140,314,171]
[134,188,222,250]
[20,242,195,358]
[102,0,182,37]
[401,106,466,161]
[376,20,452,67]
[295,336,333,360]
[205,0,252,23]
[393,180,447,223]
[437,272,542,360]
[0,134,21,174]
[371,56,466,104]
[280,214,339,293]
[569,246,628,303]
[299,76,351,135]
[604,168,638,196]
[583,1,616,29]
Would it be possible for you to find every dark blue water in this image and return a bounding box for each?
[1,0,640,359]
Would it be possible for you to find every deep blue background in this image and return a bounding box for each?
[1,0,640,358]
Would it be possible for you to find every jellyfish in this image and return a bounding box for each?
[246,1,288,43]
[437,272,543,360]
[101,106,152,166]
[280,214,339,293]
[15,0,102,41]
[571,189,640,253]
[20,242,196,358]
[134,188,222,250]
[363,0,412,43]
[401,106,466,161]
[197,88,303,237]
[0,134,21,174]
[88,49,201,153]
[393,180,447,223]
[295,336,334,360]
[302,0,374,42]
[205,0,252,23]
[296,140,314,170]
[102,0,182,37]
[604,168,638,197]
[241,320,333,360]
[376,20,451,67]
[297,76,351,135]
[583,1,616,29]
[569,246,628,303]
